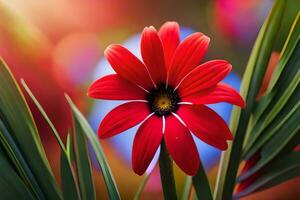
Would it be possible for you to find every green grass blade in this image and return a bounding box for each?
[134,174,150,200]
[268,12,300,91]
[65,94,121,200]
[213,1,286,199]
[239,108,300,181]
[159,139,178,200]
[243,15,300,154]
[244,92,300,160]
[181,176,192,200]
[66,133,72,160]
[21,79,66,151]
[193,161,212,200]
[0,58,62,199]
[0,119,43,198]
[73,113,96,200]
[60,146,81,200]
[235,151,300,198]
[273,0,300,50]
[21,79,82,199]
[0,148,35,200]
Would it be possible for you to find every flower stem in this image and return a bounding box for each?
[159,139,177,200]
[192,160,212,200]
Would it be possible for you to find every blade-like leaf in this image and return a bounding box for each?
[239,107,300,181]
[0,58,61,199]
[214,1,286,199]
[159,139,177,200]
[181,176,192,200]
[0,119,43,198]
[268,12,300,91]
[21,79,81,199]
[21,79,66,151]
[274,0,300,50]
[193,161,212,200]
[134,174,150,200]
[0,148,35,200]
[243,13,300,155]
[279,131,300,154]
[65,94,120,200]
[21,79,65,151]
[60,146,81,200]
[244,91,300,160]
[66,133,73,161]
[235,151,300,198]
[73,112,96,200]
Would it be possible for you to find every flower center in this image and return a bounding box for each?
[146,83,181,117]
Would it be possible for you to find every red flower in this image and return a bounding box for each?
[88,22,245,176]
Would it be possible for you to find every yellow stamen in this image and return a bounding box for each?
[154,95,172,110]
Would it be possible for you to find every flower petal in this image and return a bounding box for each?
[182,83,246,107]
[158,21,180,69]
[132,115,163,175]
[105,44,153,89]
[87,74,146,100]
[98,102,150,138]
[164,115,199,175]
[168,33,210,87]
[177,104,232,150]
[141,26,167,84]
[177,60,232,96]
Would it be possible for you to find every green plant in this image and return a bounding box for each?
[0,0,299,199]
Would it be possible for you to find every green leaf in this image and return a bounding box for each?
[66,130,76,162]
[279,131,300,154]
[0,119,43,198]
[21,80,81,199]
[244,91,300,160]
[235,151,300,198]
[134,174,150,200]
[66,133,73,161]
[239,107,300,181]
[0,58,61,199]
[181,176,192,200]
[66,94,120,200]
[274,0,300,50]
[60,144,81,200]
[258,153,300,191]
[261,110,300,163]
[21,79,66,151]
[213,1,286,199]
[192,161,212,200]
[0,148,35,200]
[73,111,96,200]
[159,139,177,200]
[268,12,300,91]
[243,13,300,156]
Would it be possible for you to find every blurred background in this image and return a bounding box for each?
[0,0,299,199]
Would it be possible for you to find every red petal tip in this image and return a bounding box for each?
[198,32,210,43]
[227,63,232,72]
[143,26,157,32]
[161,21,180,29]
[149,25,156,30]
[133,170,144,176]
[165,21,179,24]
[240,99,246,108]
[186,165,199,176]
[86,82,96,98]
[104,44,118,56]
